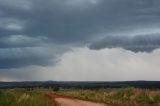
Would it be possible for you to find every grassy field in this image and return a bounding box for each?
[55,87,160,106]
[0,89,56,106]
[1,87,160,106]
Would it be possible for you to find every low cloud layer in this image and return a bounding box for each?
[0,35,47,48]
[0,0,160,81]
[90,34,160,52]
[0,47,53,68]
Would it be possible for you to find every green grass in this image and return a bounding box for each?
[55,87,160,106]
[1,88,160,106]
[111,87,134,100]
[0,89,56,106]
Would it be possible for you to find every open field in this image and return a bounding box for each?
[1,87,160,106]
[55,87,160,106]
[0,89,57,106]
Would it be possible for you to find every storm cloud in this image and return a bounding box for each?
[90,34,160,52]
[0,47,54,68]
[0,0,160,80]
[1,0,160,43]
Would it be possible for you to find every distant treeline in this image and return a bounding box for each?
[0,81,160,89]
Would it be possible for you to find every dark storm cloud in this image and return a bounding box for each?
[0,0,160,68]
[1,0,160,43]
[0,47,61,68]
[0,35,48,48]
[24,0,160,43]
[0,54,51,69]
[89,34,160,52]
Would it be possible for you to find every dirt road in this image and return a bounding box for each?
[47,93,106,106]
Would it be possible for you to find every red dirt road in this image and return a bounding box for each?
[47,93,106,106]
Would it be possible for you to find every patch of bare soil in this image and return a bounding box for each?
[47,93,106,106]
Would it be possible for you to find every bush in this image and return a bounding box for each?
[154,95,160,103]
[111,87,134,100]
[137,92,154,104]
[53,87,60,91]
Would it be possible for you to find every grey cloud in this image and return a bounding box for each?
[0,35,48,48]
[2,0,160,43]
[0,0,32,10]
[0,18,23,31]
[89,34,160,52]
[0,47,58,68]
[0,0,160,69]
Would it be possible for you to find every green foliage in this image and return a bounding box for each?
[137,91,160,104]
[55,87,160,106]
[53,87,60,92]
[154,95,160,103]
[111,87,134,100]
[0,89,55,106]
[137,92,154,104]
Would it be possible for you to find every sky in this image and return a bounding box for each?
[0,0,160,81]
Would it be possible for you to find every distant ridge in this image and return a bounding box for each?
[1,81,160,89]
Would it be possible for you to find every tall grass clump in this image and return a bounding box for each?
[0,89,55,106]
[110,87,134,100]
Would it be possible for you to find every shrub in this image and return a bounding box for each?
[137,92,154,104]
[111,87,134,100]
[53,87,60,91]
[154,95,160,103]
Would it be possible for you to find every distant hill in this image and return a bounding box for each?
[1,81,160,89]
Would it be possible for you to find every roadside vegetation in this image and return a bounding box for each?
[1,87,160,106]
[0,89,56,106]
[55,87,160,106]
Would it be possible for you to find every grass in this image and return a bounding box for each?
[1,87,160,106]
[54,87,160,106]
[0,89,56,106]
